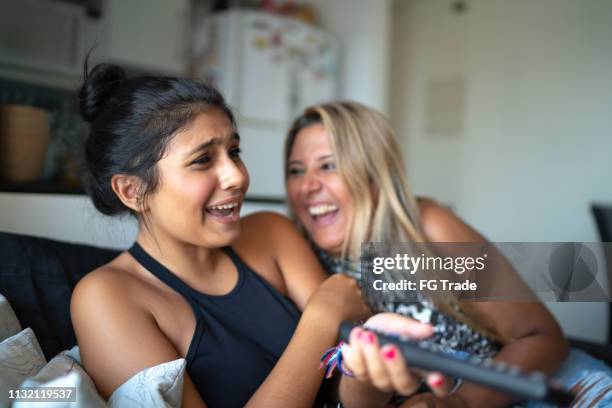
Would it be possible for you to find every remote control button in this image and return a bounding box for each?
[507,365,521,375]
[418,341,431,349]
[529,372,546,382]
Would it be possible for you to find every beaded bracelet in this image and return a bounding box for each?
[319,340,354,378]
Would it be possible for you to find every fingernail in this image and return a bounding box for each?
[363,332,375,344]
[383,347,396,360]
[431,376,444,387]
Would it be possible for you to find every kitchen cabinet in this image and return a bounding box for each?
[193,10,339,198]
[0,0,190,87]
[0,0,86,77]
[99,0,190,75]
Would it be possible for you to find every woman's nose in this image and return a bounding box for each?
[219,157,247,191]
[301,170,322,195]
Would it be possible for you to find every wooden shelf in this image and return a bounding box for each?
[0,181,84,195]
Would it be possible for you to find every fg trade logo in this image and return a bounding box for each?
[543,243,608,301]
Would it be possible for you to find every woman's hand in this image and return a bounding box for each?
[342,313,453,398]
[304,274,371,325]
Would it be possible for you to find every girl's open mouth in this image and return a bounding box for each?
[206,201,241,224]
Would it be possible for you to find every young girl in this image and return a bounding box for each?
[284,101,577,407]
[70,64,369,407]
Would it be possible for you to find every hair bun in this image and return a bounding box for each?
[78,63,126,122]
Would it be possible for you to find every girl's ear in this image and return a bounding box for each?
[111,174,148,212]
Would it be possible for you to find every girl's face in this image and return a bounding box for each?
[286,124,353,256]
[144,109,249,248]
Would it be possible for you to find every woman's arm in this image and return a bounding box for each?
[338,200,569,408]
[414,199,570,407]
[71,269,207,408]
[237,212,371,407]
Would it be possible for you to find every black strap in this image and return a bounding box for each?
[128,242,198,305]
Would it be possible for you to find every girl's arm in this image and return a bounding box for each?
[237,212,370,407]
[71,269,207,407]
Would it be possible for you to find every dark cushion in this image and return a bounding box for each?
[0,231,120,359]
[569,337,612,366]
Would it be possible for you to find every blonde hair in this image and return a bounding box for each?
[285,101,503,342]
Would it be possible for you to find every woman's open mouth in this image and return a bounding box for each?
[308,203,339,226]
[206,201,241,224]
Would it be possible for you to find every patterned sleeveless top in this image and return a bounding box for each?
[315,247,500,359]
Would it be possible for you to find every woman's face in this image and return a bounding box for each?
[286,123,353,256]
[144,109,249,248]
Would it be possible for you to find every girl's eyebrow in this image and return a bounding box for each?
[187,132,240,157]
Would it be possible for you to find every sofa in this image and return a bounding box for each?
[1,230,611,407]
[0,232,119,360]
[0,231,186,407]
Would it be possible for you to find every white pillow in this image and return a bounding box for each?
[108,358,186,408]
[0,327,46,407]
[0,294,22,341]
[2,340,185,408]
[13,346,106,408]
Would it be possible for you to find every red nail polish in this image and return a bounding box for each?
[432,377,444,387]
[383,348,396,360]
[359,331,374,344]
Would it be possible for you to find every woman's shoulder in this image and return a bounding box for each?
[416,197,485,242]
[241,211,295,231]
[236,211,301,249]
[233,211,327,308]
[231,212,297,292]
[70,253,191,401]
[71,253,151,314]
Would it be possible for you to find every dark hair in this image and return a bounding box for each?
[78,61,235,216]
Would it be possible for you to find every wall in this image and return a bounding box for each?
[0,193,285,249]
[391,0,612,342]
[0,0,392,246]
[309,0,392,114]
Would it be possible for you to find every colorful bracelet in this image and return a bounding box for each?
[320,340,354,378]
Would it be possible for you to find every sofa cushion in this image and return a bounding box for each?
[0,327,47,406]
[0,232,120,359]
[108,357,186,408]
[0,294,21,341]
[13,346,106,408]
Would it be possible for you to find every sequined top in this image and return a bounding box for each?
[315,246,500,359]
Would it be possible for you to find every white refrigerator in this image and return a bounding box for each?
[192,9,339,202]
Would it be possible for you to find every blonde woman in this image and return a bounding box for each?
[284,101,571,407]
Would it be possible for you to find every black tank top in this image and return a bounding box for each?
[128,242,301,408]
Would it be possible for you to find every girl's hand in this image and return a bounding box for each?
[342,313,453,398]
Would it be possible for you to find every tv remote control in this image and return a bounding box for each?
[339,321,575,406]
